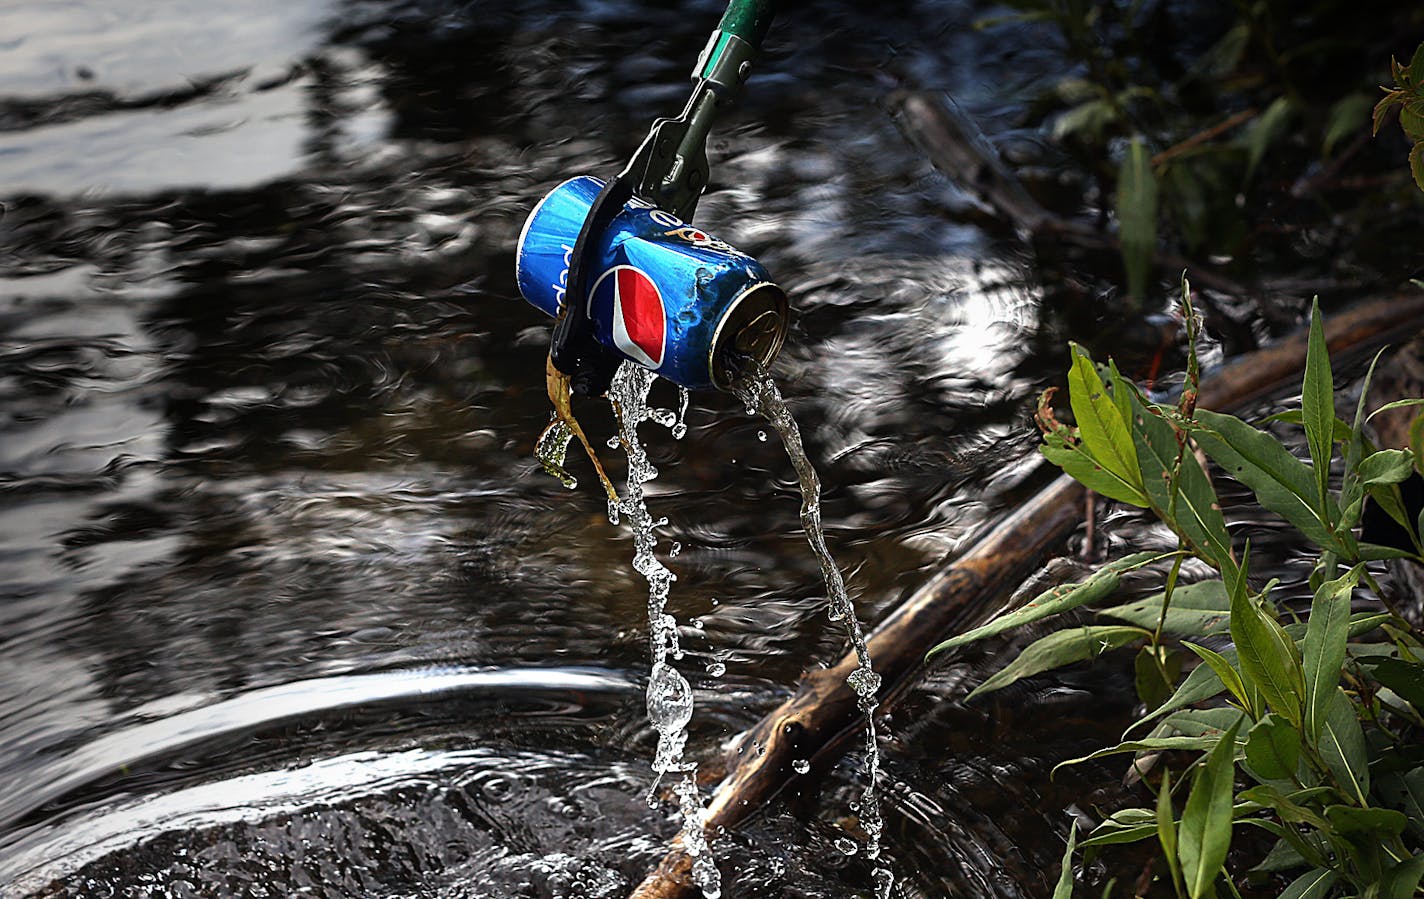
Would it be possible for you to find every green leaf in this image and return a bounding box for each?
[1260,409,1354,445]
[967,626,1147,700]
[1135,644,1183,709]
[1183,641,1253,714]
[1238,784,1331,829]
[1081,808,1157,847]
[1358,541,1419,561]
[1359,449,1416,487]
[1361,656,1424,710]
[1323,804,1408,838]
[1377,768,1424,837]
[1412,42,1424,83]
[1099,580,1231,637]
[1117,137,1158,299]
[1054,736,1222,774]
[1319,688,1369,803]
[1412,142,1424,197]
[1243,97,1294,182]
[1302,567,1360,741]
[1069,345,1143,490]
[1158,768,1184,895]
[1133,397,1235,573]
[1367,398,1424,422]
[1375,90,1405,136]
[1277,868,1337,899]
[1192,409,1341,552]
[1052,823,1077,899]
[1243,714,1300,782]
[1323,94,1373,156]
[1230,555,1306,729]
[1178,719,1242,899]
[1382,853,1424,899]
[1163,707,1249,738]
[931,551,1168,654]
[1303,298,1335,523]
[1041,437,1150,507]
[1053,97,1120,142]
[1129,648,1236,732]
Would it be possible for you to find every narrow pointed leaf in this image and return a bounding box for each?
[967,626,1146,699]
[1158,768,1183,893]
[1081,808,1157,847]
[1053,736,1220,775]
[1128,648,1235,732]
[1178,719,1242,899]
[1133,396,1234,574]
[1302,567,1359,740]
[1243,96,1293,181]
[932,551,1168,653]
[1229,561,1305,729]
[1117,137,1157,299]
[1278,868,1336,899]
[1192,409,1340,552]
[1359,449,1416,487]
[1367,397,1424,421]
[1383,853,1424,899]
[1041,436,1150,507]
[1361,656,1424,710]
[1324,805,1408,837]
[1303,298,1334,519]
[1099,579,1231,637]
[1319,688,1369,802]
[1052,824,1077,899]
[1069,345,1142,489]
[1183,641,1252,713]
[1243,715,1300,782]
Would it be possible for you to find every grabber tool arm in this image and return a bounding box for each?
[550,0,778,398]
[542,1,777,500]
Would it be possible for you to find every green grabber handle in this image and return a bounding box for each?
[619,0,777,220]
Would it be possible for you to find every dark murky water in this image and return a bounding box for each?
[2,2,1417,897]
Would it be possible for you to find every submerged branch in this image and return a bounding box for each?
[627,291,1424,899]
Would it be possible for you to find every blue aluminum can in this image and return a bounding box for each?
[515,175,787,390]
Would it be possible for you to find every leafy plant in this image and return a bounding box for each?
[1373,42,1424,193]
[931,282,1424,897]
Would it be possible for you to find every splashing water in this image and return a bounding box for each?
[607,362,720,899]
[734,360,891,895]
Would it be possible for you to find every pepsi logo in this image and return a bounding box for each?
[589,265,666,369]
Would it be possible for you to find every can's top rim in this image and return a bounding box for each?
[709,280,788,391]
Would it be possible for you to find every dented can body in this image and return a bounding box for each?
[515,175,787,390]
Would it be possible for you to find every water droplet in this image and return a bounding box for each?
[757,430,767,441]
[607,435,621,449]
[648,662,693,733]
[705,661,726,677]
[834,837,859,856]
[792,759,810,774]
[669,541,682,557]
[847,666,882,698]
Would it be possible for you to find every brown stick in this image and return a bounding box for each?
[627,291,1424,899]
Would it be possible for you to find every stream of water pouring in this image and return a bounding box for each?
[533,359,888,897]
[605,362,720,899]
[733,361,891,897]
